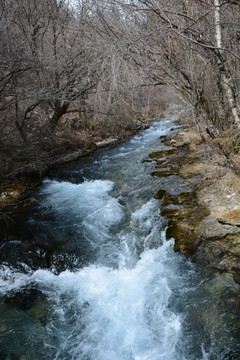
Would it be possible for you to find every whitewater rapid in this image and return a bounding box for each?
[1,113,239,359]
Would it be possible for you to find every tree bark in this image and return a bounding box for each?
[214,0,240,129]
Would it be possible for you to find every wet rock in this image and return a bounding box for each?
[161,207,181,218]
[159,135,167,140]
[26,298,48,326]
[196,233,240,282]
[0,241,46,270]
[175,192,194,204]
[0,324,6,333]
[149,149,177,159]
[162,186,209,255]
[162,205,200,220]
[151,170,178,177]
[4,288,44,312]
[152,122,240,285]
[161,195,175,206]
[155,158,167,165]
[142,159,152,163]
[192,272,240,341]
[155,164,172,170]
[156,189,166,199]
[161,192,194,207]
[0,303,46,359]
[166,220,201,255]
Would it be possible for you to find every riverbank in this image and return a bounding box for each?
[2,104,240,284]
[0,109,240,359]
[149,115,240,284]
[0,122,150,207]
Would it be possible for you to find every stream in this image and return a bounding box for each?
[0,114,240,359]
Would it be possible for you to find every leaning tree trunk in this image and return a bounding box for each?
[214,0,240,129]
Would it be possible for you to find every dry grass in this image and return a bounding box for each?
[198,167,240,218]
[172,128,202,149]
[179,161,220,179]
[220,171,240,197]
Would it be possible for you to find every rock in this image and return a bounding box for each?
[159,135,167,140]
[161,195,175,206]
[96,138,117,148]
[0,324,6,333]
[0,188,22,205]
[217,210,240,226]
[166,220,201,255]
[142,159,152,163]
[149,149,177,159]
[151,170,178,177]
[161,192,194,207]
[199,215,240,239]
[0,177,42,206]
[156,189,166,199]
[196,233,240,282]
[152,122,240,285]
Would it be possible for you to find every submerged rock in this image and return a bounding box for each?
[196,233,240,283]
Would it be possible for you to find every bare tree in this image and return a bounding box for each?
[107,0,240,141]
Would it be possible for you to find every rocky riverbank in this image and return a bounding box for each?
[148,119,240,284]
[2,106,240,285]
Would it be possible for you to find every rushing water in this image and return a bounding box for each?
[0,115,240,360]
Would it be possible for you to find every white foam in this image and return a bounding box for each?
[0,265,33,294]
[0,238,182,359]
[41,179,124,242]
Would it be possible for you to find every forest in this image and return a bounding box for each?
[1,0,240,185]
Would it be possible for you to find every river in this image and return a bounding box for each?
[0,115,240,359]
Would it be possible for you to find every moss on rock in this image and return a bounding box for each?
[156,189,166,199]
[149,149,177,159]
[151,170,178,177]
[166,220,201,255]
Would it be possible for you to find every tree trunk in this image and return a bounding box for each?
[214,0,240,129]
[15,95,27,142]
[49,101,70,135]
